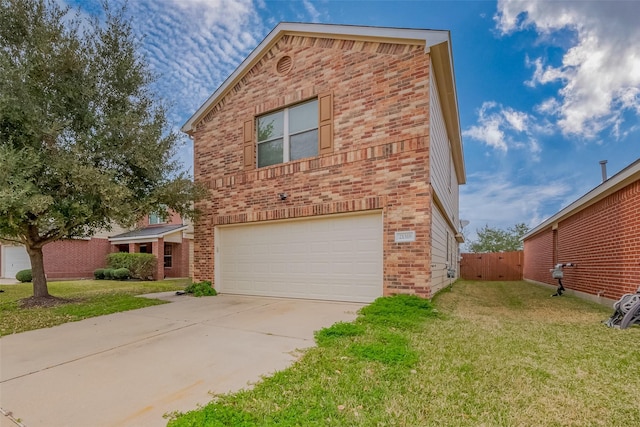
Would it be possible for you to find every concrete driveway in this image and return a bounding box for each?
[0,294,363,427]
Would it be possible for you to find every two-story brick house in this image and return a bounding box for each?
[183,23,465,302]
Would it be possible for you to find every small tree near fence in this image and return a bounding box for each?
[467,223,529,253]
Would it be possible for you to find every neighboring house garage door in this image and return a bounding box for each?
[1,245,31,279]
[217,212,383,303]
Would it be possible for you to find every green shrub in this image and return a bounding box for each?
[106,252,134,269]
[184,280,217,297]
[15,269,32,282]
[103,268,115,280]
[94,268,107,280]
[107,253,156,280]
[112,268,131,281]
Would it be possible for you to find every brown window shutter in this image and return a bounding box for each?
[318,92,333,155]
[243,118,255,169]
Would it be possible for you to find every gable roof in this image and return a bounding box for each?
[523,158,640,240]
[109,224,187,242]
[181,22,465,183]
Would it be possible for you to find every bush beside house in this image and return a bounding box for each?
[16,269,32,283]
[106,253,156,280]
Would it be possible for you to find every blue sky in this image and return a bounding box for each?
[67,0,640,245]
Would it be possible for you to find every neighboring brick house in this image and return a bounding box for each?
[0,212,193,280]
[182,23,466,302]
[109,211,193,280]
[1,237,112,281]
[523,159,640,303]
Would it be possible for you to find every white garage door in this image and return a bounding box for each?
[1,245,31,279]
[217,212,383,303]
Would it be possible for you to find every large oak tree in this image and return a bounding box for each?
[0,0,200,298]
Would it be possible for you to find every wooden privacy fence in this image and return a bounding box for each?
[460,251,523,281]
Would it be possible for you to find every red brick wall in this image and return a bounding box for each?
[43,238,111,279]
[524,180,640,300]
[523,229,554,285]
[12,235,191,281]
[163,238,191,278]
[193,35,435,296]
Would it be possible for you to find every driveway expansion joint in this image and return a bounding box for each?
[0,321,200,384]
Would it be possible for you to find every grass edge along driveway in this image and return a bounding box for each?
[166,281,640,427]
[0,279,189,336]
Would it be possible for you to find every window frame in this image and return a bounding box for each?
[243,92,332,171]
[163,244,172,268]
[256,99,319,168]
[148,213,164,225]
[148,205,168,225]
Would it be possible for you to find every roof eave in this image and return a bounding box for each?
[430,40,465,185]
[108,226,188,243]
[523,159,640,240]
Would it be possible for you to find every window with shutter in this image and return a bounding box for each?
[243,119,255,169]
[246,94,334,169]
[318,92,333,155]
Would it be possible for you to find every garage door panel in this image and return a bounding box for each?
[218,213,382,303]
[1,245,31,279]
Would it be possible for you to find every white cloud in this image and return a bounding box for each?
[535,97,560,115]
[123,0,265,175]
[64,0,327,175]
[525,56,565,87]
[495,0,640,139]
[459,172,574,244]
[463,102,539,157]
[303,0,321,22]
[503,109,528,132]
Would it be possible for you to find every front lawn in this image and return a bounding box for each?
[166,281,640,426]
[0,279,189,335]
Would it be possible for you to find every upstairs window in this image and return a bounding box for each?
[148,212,164,225]
[149,205,168,225]
[243,93,333,170]
[257,99,318,168]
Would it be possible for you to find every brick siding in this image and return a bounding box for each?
[6,218,192,281]
[193,35,437,296]
[163,239,191,278]
[523,230,554,285]
[43,238,111,279]
[524,180,640,300]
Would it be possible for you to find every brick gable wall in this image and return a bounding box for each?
[524,180,640,300]
[193,35,437,296]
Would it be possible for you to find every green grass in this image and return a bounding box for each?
[0,279,189,335]
[166,281,640,427]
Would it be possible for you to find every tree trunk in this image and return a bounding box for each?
[26,246,49,297]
